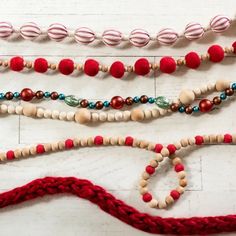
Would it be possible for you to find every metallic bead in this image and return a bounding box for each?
[178,106,185,113]
[133,96,140,103]
[44,92,51,98]
[220,93,226,100]
[155,96,170,109]
[231,83,236,90]
[0,93,4,99]
[148,97,155,104]
[88,102,95,109]
[64,95,82,107]
[59,93,65,100]
[193,106,199,112]
[13,92,20,98]
[103,101,110,107]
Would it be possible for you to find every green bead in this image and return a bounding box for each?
[64,95,81,107]
[155,96,170,109]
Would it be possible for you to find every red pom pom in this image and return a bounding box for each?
[84,59,99,76]
[232,41,236,54]
[58,59,74,75]
[134,58,150,76]
[154,144,163,153]
[195,135,204,145]
[175,164,184,172]
[159,57,176,73]
[199,99,213,112]
[34,58,48,73]
[125,136,134,146]
[208,45,224,62]
[167,144,176,154]
[36,144,45,154]
[146,165,155,175]
[65,139,74,149]
[224,134,232,143]
[10,56,24,71]
[6,150,15,160]
[20,88,34,101]
[185,52,201,69]
[170,190,180,200]
[94,136,103,145]
[109,61,125,78]
[142,193,152,202]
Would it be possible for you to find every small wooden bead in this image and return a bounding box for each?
[58,141,65,150]
[207,83,215,92]
[59,112,67,120]
[200,84,208,94]
[29,146,37,155]
[140,179,148,187]
[142,171,150,180]
[114,111,123,121]
[22,147,30,157]
[0,153,6,161]
[179,89,195,105]
[14,149,22,158]
[161,147,169,156]
[209,134,217,143]
[51,142,59,151]
[110,137,118,145]
[87,137,94,146]
[216,134,224,143]
[67,111,75,121]
[107,113,115,122]
[139,187,148,195]
[178,171,186,179]
[173,142,182,150]
[139,141,149,149]
[172,157,182,165]
[36,108,45,118]
[165,195,174,205]
[131,109,144,121]
[176,186,185,194]
[75,109,91,124]
[22,104,37,117]
[132,139,141,147]
[188,137,195,145]
[144,109,152,119]
[193,88,201,97]
[151,108,160,118]
[148,199,158,208]
[158,201,167,209]
[147,142,155,151]
[44,109,52,118]
[80,138,88,146]
[179,178,187,187]
[73,138,81,147]
[118,137,125,145]
[52,110,60,119]
[159,109,168,116]
[99,112,107,122]
[155,153,164,162]
[150,159,158,168]
[103,137,110,145]
[0,104,8,113]
[91,113,99,122]
[7,105,15,114]
[215,79,230,92]
[123,110,131,121]
[203,135,210,143]
[15,106,23,115]
[180,138,188,147]
[44,143,52,152]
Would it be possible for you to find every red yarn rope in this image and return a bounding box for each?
[1,176,236,235]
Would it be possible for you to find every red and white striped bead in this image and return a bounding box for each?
[20,22,41,40]
[0,22,13,38]
[129,29,150,47]
[184,22,204,40]
[102,29,122,46]
[74,27,95,44]
[157,28,178,46]
[47,23,68,42]
[210,15,231,33]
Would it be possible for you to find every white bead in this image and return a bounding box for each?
[193,88,201,96]
[74,27,95,44]
[20,22,41,40]
[15,105,23,115]
[48,23,68,41]
[59,111,67,120]
[36,108,44,118]
[200,84,208,94]
[66,111,75,121]
[149,199,158,208]
[129,29,150,47]
[123,110,131,121]
[210,15,231,33]
[102,29,122,46]
[157,28,178,45]
[144,109,152,119]
[44,109,52,118]
[159,109,167,116]
[7,105,16,114]
[52,110,59,119]
[151,108,160,118]
[91,112,99,122]
[0,104,8,113]
[184,22,204,40]
[107,113,115,122]
[99,112,107,121]
[0,22,13,38]
[207,83,215,92]
[114,111,123,121]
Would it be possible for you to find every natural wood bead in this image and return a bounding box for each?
[51,142,59,151]
[139,141,149,149]
[215,79,230,92]
[149,159,158,168]
[209,134,217,143]
[144,109,152,119]
[80,138,88,147]
[67,111,75,121]
[140,179,148,187]
[178,171,186,179]
[172,157,182,165]
[139,187,148,195]
[158,201,167,209]
[200,84,208,94]
[165,195,174,205]
[0,153,6,161]
[103,137,110,145]
[114,112,123,121]
[91,113,99,122]
[216,134,224,143]
[142,171,150,180]
[8,105,15,114]
[52,110,60,119]
[180,138,188,147]
[174,142,182,150]
[179,89,195,105]
[75,109,91,124]
[29,146,37,155]
[15,106,23,115]
[73,138,81,147]
[87,137,94,146]
[207,83,215,92]
[193,88,201,97]
[132,139,141,147]
[99,112,107,122]
[151,108,160,118]
[44,109,52,118]
[159,109,168,116]
[107,113,115,122]
[110,137,118,145]
[203,135,210,143]
[36,108,45,118]
[22,147,30,157]
[131,109,144,121]
[123,110,131,121]
[161,147,169,157]
[148,199,158,208]
[22,104,37,117]
[176,186,185,194]
[232,134,236,143]
[14,149,22,158]
[179,178,187,187]
[147,142,155,151]
[59,111,67,120]
[188,137,195,145]
[155,153,164,162]
[118,137,125,145]
[58,141,65,150]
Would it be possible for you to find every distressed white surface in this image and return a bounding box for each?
[0,0,236,235]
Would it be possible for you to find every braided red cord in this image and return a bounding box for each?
[1,176,235,235]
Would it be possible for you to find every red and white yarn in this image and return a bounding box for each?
[157,28,179,45]
[184,22,205,40]
[47,23,68,42]
[20,22,41,40]
[74,27,95,44]
[129,29,150,47]
[0,22,13,38]
[210,15,231,33]
[102,29,122,46]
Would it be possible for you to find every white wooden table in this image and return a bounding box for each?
[0,0,236,235]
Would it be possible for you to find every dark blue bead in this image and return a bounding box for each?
[44,92,51,98]
[59,93,65,100]
[178,106,185,113]
[133,96,140,103]
[89,102,95,109]
[220,93,227,100]
[193,106,199,112]
[148,97,155,104]
[0,93,4,99]
[231,83,236,90]
[103,101,110,107]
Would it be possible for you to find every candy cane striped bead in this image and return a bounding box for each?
[20,22,41,40]
[47,23,68,42]
[184,22,204,40]
[157,28,178,46]
[102,29,122,46]
[129,29,150,47]
[0,22,13,38]
[74,27,95,44]
[210,15,231,33]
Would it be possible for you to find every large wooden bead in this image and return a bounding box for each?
[22,104,37,117]
[75,109,91,124]
[131,109,144,121]
[215,79,230,92]
[179,89,195,105]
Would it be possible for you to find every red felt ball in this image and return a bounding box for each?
[195,135,204,145]
[146,165,155,175]
[10,56,24,71]
[36,144,45,154]
[185,52,201,69]
[20,88,34,101]
[159,56,176,73]
[170,190,180,200]
[84,59,99,76]
[199,99,213,112]
[134,58,150,76]
[154,144,163,153]
[125,136,134,146]
[175,164,184,172]
[110,96,124,109]
[58,59,74,75]
[232,41,236,53]
[94,136,103,145]
[109,61,125,78]
[34,58,48,73]
[208,45,224,62]
[142,193,152,202]
[65,139,74,149]
[167,144,176,154]
[224,134,232,143]
[6,150,15,160]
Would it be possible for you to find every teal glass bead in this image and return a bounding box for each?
[44,92,51,98]
[193,106,199,112]
[0,93,4,99]
[103,101,110,107]
[220,93,226,100]
[89,102,95,109]
[232,83,236,90]
[178,106,185,113]
[13,92,20,98]
[155,96,170,109]
[64,95,81,107]
[59,93,65,100]
[148,97,155,104]
[133,96,140,103]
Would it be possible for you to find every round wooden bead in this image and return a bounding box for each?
[157,28,178,45]
[75,109,91,124]
[184,22,204,40]
[165,195,174,205]
[22,104,37,117]
[20,22,41,40]
[215,79,230,92]
[179,89,195,105]
[129,29,150,47]
[131,109,144,121]
[148,199,158,208]
[74,27,95,44]
[0,22,13,38]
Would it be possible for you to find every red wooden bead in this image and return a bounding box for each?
[154,144,163,153]
[208,45,224,62]
[58,59,74,75]
[195,135,204,145]
[175,164,184,172]
[34,58,48,73]
[232,41,236,53]
[170,190,180,200]
[65,139,74,149]
[146,165,155,175]
[199,99,213,112]
[109,61,125,78]
[134,58,150,76]
[20,88,34,101]
[125,136,134,146]
[110,96,124,109]
[224,134,232,143]
[94,136,103,145]
[167,144,176,154]
[36,144,45,154]
[185,52,201,69]
[159,56,176,73]
[6,150,15,160]
[10,56,24,71]
[84,59,99,76]
[142,192,152,202]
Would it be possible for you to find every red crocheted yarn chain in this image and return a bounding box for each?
[1,176,236,235]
